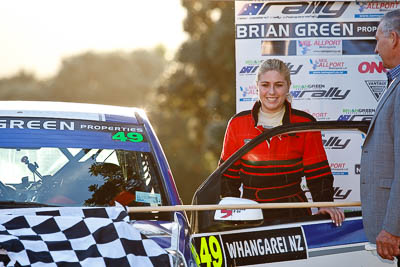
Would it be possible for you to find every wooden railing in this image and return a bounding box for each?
[127,201,361,213]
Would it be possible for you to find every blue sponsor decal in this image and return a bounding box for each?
[355,14,384,18]
[337,114,373,121]
[240,98,258,102]
[239,65,259,74]
[302,219,367,249]
[332,172,349,175]
[308,59,348,75]
[309,70,348,74]
[237,3,264,16]
[354,1,398,18]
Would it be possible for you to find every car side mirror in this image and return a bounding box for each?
[214,197,263,221]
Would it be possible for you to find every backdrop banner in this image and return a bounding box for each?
[235,1,398,205]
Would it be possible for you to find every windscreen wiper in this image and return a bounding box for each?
[0,201,59,208]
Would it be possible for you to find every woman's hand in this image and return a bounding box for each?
[317,207,345,226]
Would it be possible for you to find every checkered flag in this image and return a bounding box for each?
[0,206,129,222]
[0,206,172,266]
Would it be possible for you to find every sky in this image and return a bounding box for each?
[0,0,187,79]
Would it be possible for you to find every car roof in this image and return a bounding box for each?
[0,101,147,122]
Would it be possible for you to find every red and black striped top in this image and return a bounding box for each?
[219,101,334,205]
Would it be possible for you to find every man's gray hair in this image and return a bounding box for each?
[381,9,400,36]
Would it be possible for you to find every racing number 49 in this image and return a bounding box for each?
[112,132,143,142]
[199,236,223,267]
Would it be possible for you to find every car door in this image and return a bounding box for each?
[190,121,395,267]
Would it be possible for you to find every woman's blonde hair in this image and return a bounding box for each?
[256,59,291,86]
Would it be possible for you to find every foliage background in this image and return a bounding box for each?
[0,1,236,204]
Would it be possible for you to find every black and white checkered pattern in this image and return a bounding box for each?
[0,206,129,222]
[0,206,172,266]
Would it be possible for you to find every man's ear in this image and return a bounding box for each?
[390,31,399,48]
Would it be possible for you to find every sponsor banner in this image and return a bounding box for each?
[293,106,376,123]
[354,1,400,19]
[334,186,353,200]
[322,131,363,151]
[235,1,400,21]
[239,65,260,76]
[358,60,387,74]
[235,2,393,206]
[238,84,258,102]
[355,164,361,174]
[0,117,144,133]
[307,57,348,74]
[297,39,343,56]
[237,57,386,113]
[304,184,355,202]
[331,176,361,204]
[364,80,387,101]
[337,108,375,121]
[323,131,365,203]
[238,60,304,76]
[0,118,149,151]
[320,130,363,204]
[193,227,307,266]
[291,84,350,100]
[260,39,376,56]
[302,109,332,121]
[0,118,76,131]
[322,133,351,150]
[236,21,378,39]
[330,162,349,176]
[236,1,351,20]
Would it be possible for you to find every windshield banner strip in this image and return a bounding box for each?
[0,129,150,152]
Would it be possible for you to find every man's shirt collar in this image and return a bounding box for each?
[387,64,400,86]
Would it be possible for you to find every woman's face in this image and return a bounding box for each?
[257,70,290,113]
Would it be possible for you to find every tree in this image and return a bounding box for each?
[47,47,167,108]
[0,71,46,100]
[153,0,236,204]
[0,47,167,109]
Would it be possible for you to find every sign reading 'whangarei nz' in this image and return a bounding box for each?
[193,227,307,266]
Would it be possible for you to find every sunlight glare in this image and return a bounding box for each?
[0,0,187,78]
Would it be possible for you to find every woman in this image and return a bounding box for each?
[220,59,344,226]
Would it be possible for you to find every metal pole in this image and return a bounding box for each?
[127,201,361,213]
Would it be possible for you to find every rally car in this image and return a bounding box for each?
[0,101,195,266]
[190,121,396,266]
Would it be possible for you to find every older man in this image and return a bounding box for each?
[360,9,400,265]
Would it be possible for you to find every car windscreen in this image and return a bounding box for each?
[0,117,166,208]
